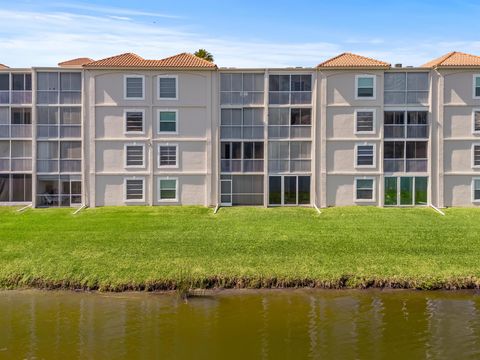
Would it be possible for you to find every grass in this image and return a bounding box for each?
[1,206,480,291]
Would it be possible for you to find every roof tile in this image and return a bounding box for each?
[58,57,94,67]
[317,52,390,68]
[84,52,217,69]
[422,51,480,68]
[0,63,9,69]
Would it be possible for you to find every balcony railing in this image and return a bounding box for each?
[11,91,32,104]
[0,124,32,138]
[11,158,32,171]
[0,158,9,171]
[268,125,311,139]
[37,159,58,173]
[60,159,81,173]
[221,159,263,173]
[0,91,9,104]
[268,159,311,173]
[37,125,81,138]
[384,124,428,139]
[384,159,427,172]
[220,126,264,140]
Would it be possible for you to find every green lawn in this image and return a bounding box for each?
[1,206,480,290]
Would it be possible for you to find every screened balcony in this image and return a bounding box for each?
[384,141,428,173]
[384,111,428,140]
[221,141,264,173]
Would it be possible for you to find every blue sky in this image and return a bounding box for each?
[0,0,479,67]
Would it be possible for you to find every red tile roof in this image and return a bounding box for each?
[422,51,480,68]
[58,57,94,67]
[0,63,9,69]
[84,52,217,69]
[317,52,390,69]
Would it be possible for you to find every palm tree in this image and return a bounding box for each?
[194,49,214,62]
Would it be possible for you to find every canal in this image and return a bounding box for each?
[1,289,479,359]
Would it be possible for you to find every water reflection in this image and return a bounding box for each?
[0,289,480,359]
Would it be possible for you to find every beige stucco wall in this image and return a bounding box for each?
[444,175,479,207]
[326,175,380,207]
[85,69,215,207]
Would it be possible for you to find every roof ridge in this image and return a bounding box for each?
[86,52,143,65]
[317,52,390,68]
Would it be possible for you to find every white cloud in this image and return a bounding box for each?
[0,6,478,68]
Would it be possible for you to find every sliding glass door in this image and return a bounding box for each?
[384,176,428,206]
[268,175,310,206]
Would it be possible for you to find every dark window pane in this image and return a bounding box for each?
[400,177,413,205]
[269,176,281,205]
[232,142,242,159]
[221,143,230,159]
[357,87,373,97]
[291,109,301,125]
[243,142,254,159]
[298,176,310,204]
[0,174,9,201]
[415,177,428,205]
[284,176,297,205]
[0,74,9,91]
[254,142,264,159]
[269,75,279,92]
[384,177,397,205]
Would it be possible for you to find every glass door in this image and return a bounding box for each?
[268,176,281,205]
[400,177,413,205]
[384,177,398,205]
[220,177,232,206]
[284,176,297,205]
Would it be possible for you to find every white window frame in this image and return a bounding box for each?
[473,109,480,134]
[157,143,178,168]
[473,143,480,169]
[124,177,145,202]
[355,74,376,100]
[472,177,480,203]
[157,109,178,134]
[124,143,145,169]
[124,75,145,100]
[354,109,376,134]
[158,177,178,202]
[473,75,480,100]
[354,143,376,168]
[354,176,376,202]
[124,109,145,135]
[158,75,178,100]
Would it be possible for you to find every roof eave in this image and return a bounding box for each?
[83,66,217,70]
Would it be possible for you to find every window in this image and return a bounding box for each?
[355,178,375,201]
[0,74,9,104]
[384,141,427,172]
[268,108,312,139]
[355,144,375,167]
[221,141,264,172]
[37,72,80,105]
[158,178,178,201]
[474,75,480,99]
[473,178,480,202]
[125,110,144,134]
[268,141,311,173]
[0,174,32,202]
[158,76,178,100]
[125,178,144,201]
[158,144,178,167]
[125,144,145,168]
[355,109,375,133]
[220,73,264,105]
[473,144,480,168]
[473,110,480,134]
[158,110,177,133]
[384,72,429,105]
[355,75,375,99]
[60,73,81,104]
[220,108,264,140]
[384,111,428,139]
[124,75,144,100]
[268,74,312,105]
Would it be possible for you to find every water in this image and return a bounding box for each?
[1,289,480,359]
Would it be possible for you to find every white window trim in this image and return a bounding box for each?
[473,177,480,203]
[124,75,145,100]
[158,176,178,202]
[473,75,480,100]
[124,109,145,135]
[157,109,178,134]
[473,109,480,135]
[473,143,480,169]
[355,74,376,100]
[157,143,179,169]
[354,143,376,169]
[354,108,376,134]
[124,177,145,203]
[158,75,178,100]
[124,143,146,169]
[354,176,376,202]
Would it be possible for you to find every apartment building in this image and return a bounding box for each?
[1,50,480,208]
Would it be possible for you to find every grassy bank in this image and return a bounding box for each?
[1,206,480,291]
